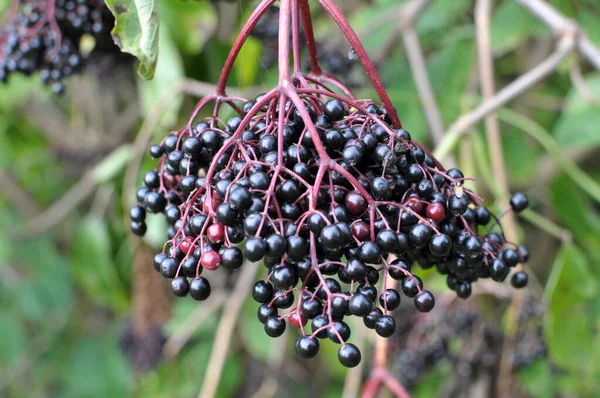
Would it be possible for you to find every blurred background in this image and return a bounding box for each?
[1,0,599,397]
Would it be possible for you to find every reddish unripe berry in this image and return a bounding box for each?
[207,222,225,243]
[200,250,221,271]
[426,202,445,223]
[180,237,195,254]
[405,194,423,213]
[289,310,307,328]
[345,191,368,215]
[351,221,370,242]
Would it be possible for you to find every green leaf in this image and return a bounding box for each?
[105,0,159,79]
[70,216,129,311]
[553,74,600,148]
[518,360,553,398]
[544,244,597,389]
[491,2,547,54]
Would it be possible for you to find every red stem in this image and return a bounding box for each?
[299,0,322,76]
[317,0,402,129]
[216,0,276,95]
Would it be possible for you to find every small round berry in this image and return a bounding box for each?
[301,299,323,319]
[502,249,520,267]
[359,241,381,264]
[409,224,432,248]
[289,310,307,328]
[149,144,163,158]
[510,192,529,213]
[401,275,423,298]
[179,237,195,255]
[426,202,446,223]
[171,276,189,297]
[295,336,320,358]
[414,290,435,312]
[189,277,211,300]
[375,315,396,337]
[363,308,383,329]
[257,304,278,324]
[489,259,509,282]
[429,234,452,257]
[511,271,528,288]
[160,257,178,278]
[264,316,286,337]
[345,191,368,216]
[338,344,361,368]
[200,250,221,270]
[379,289,401,311]
[320,225,343,250]
[456,282,472,299]
[323,99,347,121]
[207,223,226,243]
[328,321,351,343]
[447,194,469,217]
[244,237,268,262]
[252,281,274,303]
[348,293,373,317]
[220,247,243,270]
[130,221,147,236]
[129,205,146,222]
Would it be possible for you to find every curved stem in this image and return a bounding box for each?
[317,0,402,129]
[216,0,276,95]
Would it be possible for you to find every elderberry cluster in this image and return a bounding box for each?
[130,84,531,368]
[0,0,114,94]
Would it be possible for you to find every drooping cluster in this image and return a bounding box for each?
[130,78,531,367]
[0,0,114,94]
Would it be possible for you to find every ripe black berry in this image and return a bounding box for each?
[338,344,361,368]
[414,290,435,312]
[511,271,528,288]
[264,316,286,337]
[189,277,211,300]
[171,276,190,297]
[510,192,529,213]
[375,315,396,337]
[295,336,320,358]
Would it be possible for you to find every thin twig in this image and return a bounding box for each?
[568,56,597,105]
[0,171,40,215]
[198,260,261,398]
[434,36,575,161]
[162,292,227,359]
[475,0,519,242]
[516,0,600,70]
[342,319,365,398]
[13,145,132,239]
[402,26,445,144]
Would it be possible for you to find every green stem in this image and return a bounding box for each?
[520,209,572,243]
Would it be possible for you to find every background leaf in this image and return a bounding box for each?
[105,0,159,79]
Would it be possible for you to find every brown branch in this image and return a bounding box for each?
[516,0,600,70]
[0,171,40,215]
[198,260,261,398]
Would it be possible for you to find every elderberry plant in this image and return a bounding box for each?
[0,0,114,94]
[130,0,530,368]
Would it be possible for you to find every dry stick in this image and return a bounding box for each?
[198,260,261,398]
[0,171,40,215]
[402,26,445,145]
[162,292,227,359]
[516,0,600,70]
[434,36,575,161]
[341,321,366,398]
[568,57,597,105]
[475,2,522,395]
[250,332,288,398]
[475,0,519,242]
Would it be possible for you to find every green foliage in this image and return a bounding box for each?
[105,0,159,79]
[554,74,600,147]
